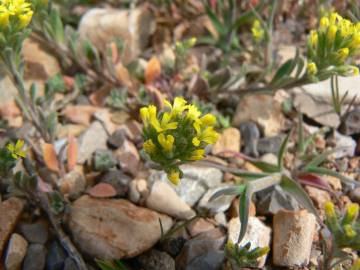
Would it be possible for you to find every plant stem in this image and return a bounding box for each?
[235,75,311,96]
[23,158,88,270]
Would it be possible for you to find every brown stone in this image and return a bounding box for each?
[0,198,25,257]
[212,128,241,156]
[68,195,173,259]
[186,218,215,237]
[273,210,316,267]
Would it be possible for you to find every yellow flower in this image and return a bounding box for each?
[200,114,216,126]
[324,201,336,218]
[350,33,360,49]
[329,12,342,25]
[343,203,359,224]
[167,170,180,185]
[187,104,201,121]
[327,25,338,42]
[336,47,349,62]
[188,149,205,161]
[252,19,265,42]
[152,112,178,132]
[344,224,357,238]
[164,97,187,117]
[6,139,27,159]
[143,139,156,155]
[140,105,157,126]
[309,30,318,48]
[307,62,317,75]
[18,9,32,28]
[158,133,174,152]
[0,5,10,27]
[192,125,218,146]
[320,17,329,30]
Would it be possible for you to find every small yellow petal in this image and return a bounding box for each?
[168,170,180,185]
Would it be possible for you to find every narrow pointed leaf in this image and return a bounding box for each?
[209,185,246,202]
[277,132,290,170]
[280,175,319,219]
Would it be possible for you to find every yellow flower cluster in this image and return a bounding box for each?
[324,201,360,249]
[140,97,218,185]
[0,0,33,29]
[251,20,264,43]
[307,12,360,76]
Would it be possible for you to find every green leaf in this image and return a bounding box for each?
[204,4,227,37]
[280,175,319,218]
[238,174,281,242]
[209,185,246,202]
[304,148,341,170]
[50,9,65,43]
[231,0,266,30]
[277,132,290,170]
[249,160,280,173]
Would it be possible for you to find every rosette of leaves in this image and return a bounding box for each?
[140,97,218,185]
[321,202,360,269]
[208,115,358,243]
[225,240,269,268]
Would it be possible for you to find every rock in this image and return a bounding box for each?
[137,249,175,270]
[349,187,360,203]
[57,170,86,198]
[228,217,271,268]
[0,197,24,257]
[101,170,131,197]
[293,92,340,128]
[0,66,17,108]
[107,129,126,149]
[273,210,316,267]
[61,105,97,126]
[78,7,156,63]
[256,186,300,215]
[323,175,342,191]
[23,38,61,81]
[68,195,173,259]
[239,122,260,157]
[176,229,226,270]
[18,221,49,244]
[63,258,77,270]
[293,76,360,106]
[305,186,331,209]
[78,121,108,164]
[260,153,278,165]
[211,128,241,155]
[186,218,215,237]
[93,109,119,135]
[128,178,149,203]
[333,131,357,158]
[4,233,28,270]
[115,139,140,176]
[185,250,224,270]
[149,165,223,207]
[214,212,227,227]
[23,244,47,270]
[197,185,235,214]
[46,241,66,270]
[233,95,286,137]
[257,135,285,155]
[146,181,195,220]
[340,109,360,135]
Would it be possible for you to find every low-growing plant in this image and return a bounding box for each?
[140,97,218,184]
[225,240,270,268]
[321,202,360,269]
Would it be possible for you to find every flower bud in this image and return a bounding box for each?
[327,25,338,43]
[336,47,349,62]
[307,62,318,75]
